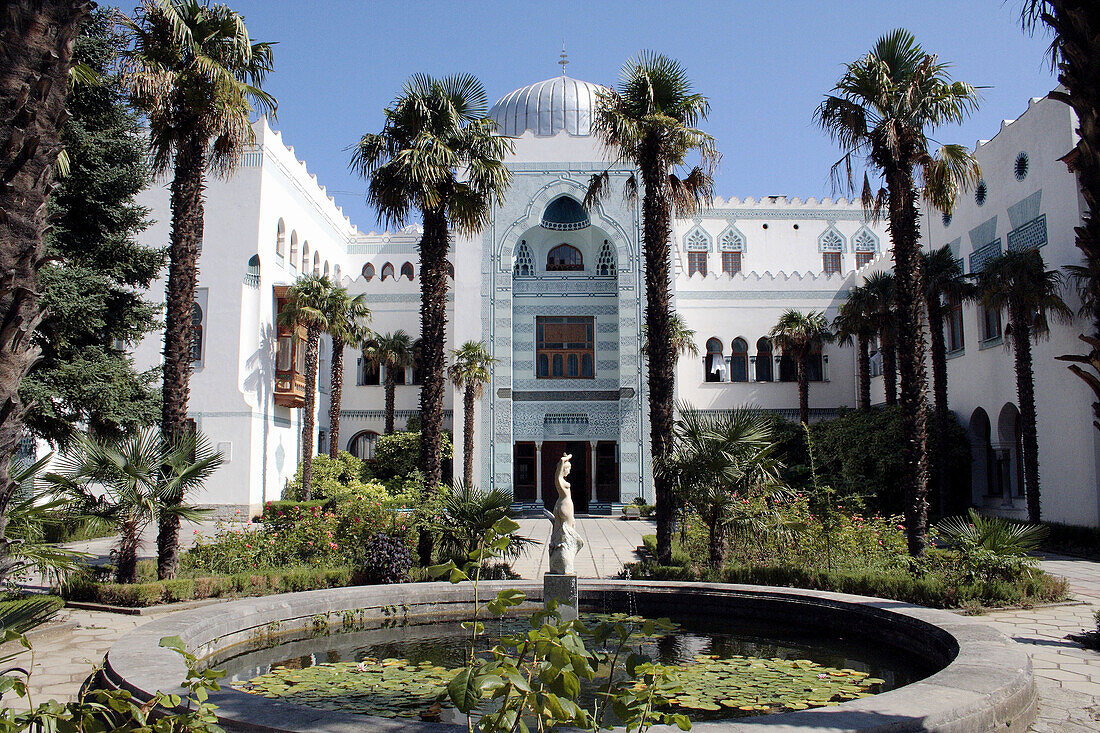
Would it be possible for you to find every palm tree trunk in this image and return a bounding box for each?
[384,367,396,434]
[157,133,208,580]
[416,205,449,565]
[797,356,810,425]
[328,337,344,458]
[116,519,139,584]
[0,0,89,572]
[857,334,871,409]
[639,150,677,566]
[926,295,952,517]
[886,162,930,557]
[707,518,724,569]
[301,326,320,501]
[463,385,475,486]
[882,329,898,406]
[1011,306,1041,522]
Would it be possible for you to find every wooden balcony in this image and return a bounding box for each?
[273,284,307,408]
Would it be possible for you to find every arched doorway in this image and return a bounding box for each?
[997,403,1024,502]
[968,408,994,501]
[347,431,379,459]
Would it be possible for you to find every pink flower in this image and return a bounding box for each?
[193,530,199,535]
[329,542,338,550]
[897,524,904,530]
[245,544,252,549]
[308,541,314,546]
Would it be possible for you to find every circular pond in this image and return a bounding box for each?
[216,611,934,722]
[100,580,1037,732]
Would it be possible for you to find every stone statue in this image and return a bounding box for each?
[547,452,584,575]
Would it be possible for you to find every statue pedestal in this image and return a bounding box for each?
[543,573,578,622]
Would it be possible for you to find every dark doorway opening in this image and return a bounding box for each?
[541,441,590,513]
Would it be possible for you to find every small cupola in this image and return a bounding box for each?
[541,195,590,231]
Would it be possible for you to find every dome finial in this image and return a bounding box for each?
[558,42,568,76]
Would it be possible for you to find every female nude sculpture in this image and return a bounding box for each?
[548,452,584,574]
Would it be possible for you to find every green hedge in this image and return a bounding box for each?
[260,499,330,522]
[62,566,357,608]
[634,535,1067,610]
[1041,521,1100,561]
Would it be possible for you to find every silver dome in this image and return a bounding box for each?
[489,76,606,137]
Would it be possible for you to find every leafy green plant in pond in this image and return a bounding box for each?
[428,517,690,732]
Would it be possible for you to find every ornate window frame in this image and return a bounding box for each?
[683,226,711,252]
[818,226,846,253]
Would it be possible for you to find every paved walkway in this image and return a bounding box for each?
[984,554,1100,732]
[510,516,654,579]
[11,521,1100,732]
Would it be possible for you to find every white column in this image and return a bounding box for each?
[590,440,598,504]
[535,442,543,504]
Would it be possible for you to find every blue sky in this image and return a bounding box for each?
[224,0,1058,232]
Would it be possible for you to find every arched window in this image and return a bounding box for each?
[275,219,286,263]
[400,262,414,280]
[362,262,375,281]
[312,251,320,275]
[245,254,260,287]
[719,226,744,275]
[446,260,454,279]
[289,231,298,271]
[819,227,845,275]
[704,338,725,383]
[301,241,310,272]
[853,228,878,269]
[514,240,533,277]
[755,337,773,382]
[730,338,748,382]
[348,430,379,459]
[596,240,616,276]
[684,227,710,277]
[546,244,583,271]
[190,303,204,363]
[380,262,394,281]
[323,260,330,278]
[333,264,341,282]
[969,408,994,498]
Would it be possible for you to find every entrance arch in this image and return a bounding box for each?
[968,408,994,500]
[997,403,1024,501]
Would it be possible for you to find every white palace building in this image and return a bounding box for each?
[127,73,1100,527]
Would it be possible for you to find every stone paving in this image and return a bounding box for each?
[10,521,1100,732]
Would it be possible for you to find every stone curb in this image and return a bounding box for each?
[99,581,1036,732]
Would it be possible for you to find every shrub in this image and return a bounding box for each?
[773,407,971,514]
[283,451,372,501]
[1041,521,1100,560]
[360,533,412,584]
[371,431,452,481]
[261,500,329,521]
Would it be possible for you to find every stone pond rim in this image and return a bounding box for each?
[98,580,1037,732]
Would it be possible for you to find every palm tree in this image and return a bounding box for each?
[46,428,222,584]
[121,0,275,579]
[351,74,512,565]
[364,330,414,435]
[663,407,783,569]
[449,341,496,486]
[323,286,371,459]
[975,249,1073,522]
[833,285,878,409]
[922,246,974,515]
[641,312,700,363]
[586,51,718,566]
[433,481,534,565]
[1021,3,1100,432]
[277,274,331,500]
[862,272,898,405]
[817,29,980,557]
[0,1,90,577]
[769,310,833,425]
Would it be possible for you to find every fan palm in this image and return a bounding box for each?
[449,341,496,486]
[769,310,833,425]
[585,51,719,566]
[663,407,783,568]
[862,272,898,405]
[363,330,414,435]
[121,0,275,579]
[45,428,222,584]
[0,1,90,577]
[816,28,980,556]
[922,246,974,515]
[833,285,878,409]
[277,274,332,500]
[322,286,371,458]
[974,249,1073,522]
[433,481,533,564]
[1021,3,1100,432]
[351,73,512,565]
